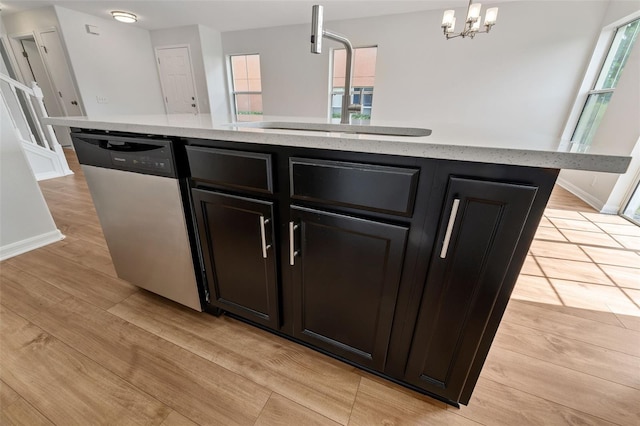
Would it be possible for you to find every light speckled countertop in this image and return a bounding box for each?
[43,114,631,173]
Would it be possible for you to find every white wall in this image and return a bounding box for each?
[54,6,165,115]
[0,95,63,260]
[221,1,609,150]
[1,6,59,35]
[150,25,210,113]
[199,25,231,121]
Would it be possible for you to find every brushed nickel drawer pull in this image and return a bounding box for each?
[289,221,299,266]
[259,216,271,259]
[440,198,460,259]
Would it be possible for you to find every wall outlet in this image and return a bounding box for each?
[96,96,109,104]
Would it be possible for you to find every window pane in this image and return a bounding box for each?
[230,54,262,120]
[332,47,377,90]
[571,92,612,150]
[231,55,247,91]
[331,47,377,123]
[234,93,263,121]
[595,18,640,90]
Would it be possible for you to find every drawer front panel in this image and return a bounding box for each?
[187,146,273,194]
[290,158,419,216]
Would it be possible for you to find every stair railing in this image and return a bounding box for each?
[0,72,72,175]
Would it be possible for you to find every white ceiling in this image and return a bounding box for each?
[0,0,510,32]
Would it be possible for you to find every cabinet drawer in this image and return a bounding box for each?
[290,158,419,216]
[186,146,273,194]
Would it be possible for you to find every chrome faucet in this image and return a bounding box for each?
[311,5,362,125]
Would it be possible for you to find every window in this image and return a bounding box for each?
[331,46,377,124]
[230,54,262,122]
[571,18,640,152]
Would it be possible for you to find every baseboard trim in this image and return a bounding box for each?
[600,204,620,215]
[0,230,65,261]
[556,177,605,212]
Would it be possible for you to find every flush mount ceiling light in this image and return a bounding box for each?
[441,0,498,39]
[111,11,137,23]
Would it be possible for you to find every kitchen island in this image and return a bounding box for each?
[43,114,630,407]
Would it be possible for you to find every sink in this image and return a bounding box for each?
[227,121,432,137]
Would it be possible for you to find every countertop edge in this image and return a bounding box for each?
[43,117,631,173]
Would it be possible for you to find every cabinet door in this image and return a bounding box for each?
[404,177,537,402]
[289,206,408,371]
[192,189,279,328]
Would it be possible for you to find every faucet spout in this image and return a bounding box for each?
[310,5,361,125]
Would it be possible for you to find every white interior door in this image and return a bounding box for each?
[156,46,199,114]
[37,29,83,116]
[21,39,63,118]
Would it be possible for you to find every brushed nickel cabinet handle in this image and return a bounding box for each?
[440,198,460,259]
[259,216,271,259]
[289,221,299,266]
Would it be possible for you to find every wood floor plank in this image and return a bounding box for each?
[529,239,592,262]
[458,377,616,426]
[347,378,479,426]
[5,249,135,310]
[536,257,614,286]
[580,246,640,268]
[43,236,117,277]
[546,187,595,211]
[55,221,109,248]
[0,380,20,408]
[482,346,640,425]
[0,263,70,321]
[30,296,271,426]
[108,291,361,425]
[160,411,199,426]
[504,299,640,357]
[254,393,341,426]
[0,398,54,426]
[549,279,640,321]
[599,264,640,290]
[493,321,640,389]
[0,305,172,425]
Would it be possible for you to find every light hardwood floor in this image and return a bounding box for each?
[1,150,639,425]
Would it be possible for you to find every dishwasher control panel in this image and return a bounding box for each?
[71,131,179,178]
[110,151,172,175]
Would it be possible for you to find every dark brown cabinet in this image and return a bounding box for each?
[289,206,408,371]
[403,177,538,403]
[182,138,557,407]
[192,189,279,329]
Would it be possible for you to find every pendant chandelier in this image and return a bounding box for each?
[441,0,498,39]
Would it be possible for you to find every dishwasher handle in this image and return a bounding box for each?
[73,132,171,152]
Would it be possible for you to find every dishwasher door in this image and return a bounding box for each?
[82,164,202,311]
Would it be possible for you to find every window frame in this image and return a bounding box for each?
[228,53,263,122]
[560,13,640,152]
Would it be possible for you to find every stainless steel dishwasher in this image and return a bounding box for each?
[71,131,202,311]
